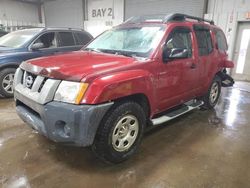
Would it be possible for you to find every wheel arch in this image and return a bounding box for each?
[112,93,151,118]
[0,62,20,72]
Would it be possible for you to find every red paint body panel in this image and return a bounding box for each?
[21,21,234,118]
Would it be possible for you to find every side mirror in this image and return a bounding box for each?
[163,47,189,62]
[30,43,44,51]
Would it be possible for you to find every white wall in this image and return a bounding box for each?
[44,0,84,28]
[0,0,39,23]
[125,0,207,19]
[84,0,124,37]
[205,0,250,61]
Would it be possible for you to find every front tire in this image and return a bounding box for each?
[92,101,146,164]
[0,68,16,98]
[201,76,221,109]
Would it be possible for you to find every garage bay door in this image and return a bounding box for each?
[125,0,207,19]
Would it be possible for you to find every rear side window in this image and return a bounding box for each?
[74,32,92,45]
[58,32,75,47]
[194,29,213,56]
[215,30,228,51]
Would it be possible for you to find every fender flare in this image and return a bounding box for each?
[83,69,156,114]
[0,62,20,70]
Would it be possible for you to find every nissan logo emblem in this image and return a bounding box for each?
[25,75,34,88]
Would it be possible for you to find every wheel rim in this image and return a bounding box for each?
[209,82,219,104]
[2,73,15,94]
[112,115,139,152]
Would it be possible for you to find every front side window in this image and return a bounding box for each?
[165,27,193,58]
[215,29,228,51]
[33,32,56,49]
[58,32,75,47]
[194,28,213,56]
[86,26,165,58]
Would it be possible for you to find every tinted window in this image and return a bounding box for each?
[194,29,213,56]
[58,32,75,47]
[215,30,227,51]
[166,27,192,58]
[33,32,56,49]
[74,32,92,45]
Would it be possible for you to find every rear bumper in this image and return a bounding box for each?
[15,92,113,146]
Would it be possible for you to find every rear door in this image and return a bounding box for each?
[57,31,79,53]
[193,25,214,93]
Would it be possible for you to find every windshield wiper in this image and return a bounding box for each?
[85,48,102,53]
[99,49,135,58]
[116,51,136,58]
[85,48,140,58]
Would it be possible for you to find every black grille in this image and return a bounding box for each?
[38,77,48,93]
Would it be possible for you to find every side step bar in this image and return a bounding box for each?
[151,100,204,126]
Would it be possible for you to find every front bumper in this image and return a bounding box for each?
[15,92,113,147]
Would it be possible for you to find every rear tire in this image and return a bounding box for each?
[201,76,221,109]
[0,68,16,98]
[92,101,146,164]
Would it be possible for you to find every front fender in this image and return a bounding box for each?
[82,69,156,113]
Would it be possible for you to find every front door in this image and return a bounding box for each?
[30,32,60,59]
[233,22,250,81]
[157,26,199,112]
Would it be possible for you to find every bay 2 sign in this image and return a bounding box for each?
[92,8,113,18]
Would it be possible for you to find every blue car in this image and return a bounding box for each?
[0,28,93,97]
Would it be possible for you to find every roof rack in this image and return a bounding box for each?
[165,13,214,25]
[125,13,214,25]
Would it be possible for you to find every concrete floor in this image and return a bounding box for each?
[0,84,250,188]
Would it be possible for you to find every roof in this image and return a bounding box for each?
[44,27,84,31]
[13,27,85,32]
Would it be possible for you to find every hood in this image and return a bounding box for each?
[0,46,17,53]
[20,51,144,82]
[0,47,25,58]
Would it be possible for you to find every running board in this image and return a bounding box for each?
[151,100,204,126]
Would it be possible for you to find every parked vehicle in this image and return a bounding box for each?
[0,30,8,37]
[0,28,93,97]
[14,14,234,163]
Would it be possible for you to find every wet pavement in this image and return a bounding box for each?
[0,85,250,188]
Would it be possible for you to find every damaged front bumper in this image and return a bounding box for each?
[15,92,113,147]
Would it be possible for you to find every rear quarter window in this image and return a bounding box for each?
[74,32,93,46]
[215,29,228,51]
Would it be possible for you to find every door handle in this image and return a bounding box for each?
[190,63,197,69]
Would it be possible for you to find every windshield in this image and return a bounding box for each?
[0,29,42,48]
[86,26,165,58]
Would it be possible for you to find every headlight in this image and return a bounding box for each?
[54,81,88,104]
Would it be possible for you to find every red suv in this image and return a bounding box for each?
[14,14,234,163]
